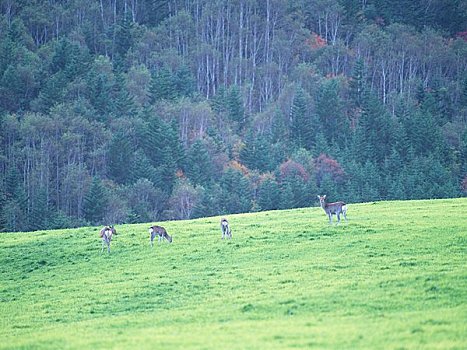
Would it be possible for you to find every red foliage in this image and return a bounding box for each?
[314,154,345,185]
[279,159,309,182]
[306,33,326,49]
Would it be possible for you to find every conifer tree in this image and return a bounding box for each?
[290,88,313,149]
[108,132,134,184]
[30,188,50,231]
[83,177,107,225]
[186,140,213,186]
[226,85,245,131]
[258,178,281,211]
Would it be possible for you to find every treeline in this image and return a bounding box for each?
[0,0,466,232]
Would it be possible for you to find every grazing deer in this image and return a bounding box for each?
[220,218,232,239]
[100,225,117,253]
[318,195,348,224]
[149,225,172,247]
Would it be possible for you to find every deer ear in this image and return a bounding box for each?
[317,195,320,199]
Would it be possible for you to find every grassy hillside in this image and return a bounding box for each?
[0,199,466,349]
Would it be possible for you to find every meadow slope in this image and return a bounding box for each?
[0,198,466,349]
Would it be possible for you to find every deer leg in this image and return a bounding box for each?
[328,213,332,224]
[337,213,341,224]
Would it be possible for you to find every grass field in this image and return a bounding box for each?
[0,198,466,349]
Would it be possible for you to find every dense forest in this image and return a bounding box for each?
[0,0,466,232]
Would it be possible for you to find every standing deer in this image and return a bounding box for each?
[318,195,348,224]
[220,218,232,239]
[100,225,117,253]
[149,225,172,247]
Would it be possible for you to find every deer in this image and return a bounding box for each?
[149,225,172,247]
[220,218,232,239]
[100,225,117,253]
[317,195,348,224]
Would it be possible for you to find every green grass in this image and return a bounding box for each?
[1,198,466,349]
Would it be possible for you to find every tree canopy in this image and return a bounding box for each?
[0,0,466,231]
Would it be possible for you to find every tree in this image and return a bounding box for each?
[83,177,107,225]
[149,67,176,102]
[258,176,281,211]
[240,132,273,172]
[218,167,252,214]
[315,78,348,147]
[290,87,312,149]
[107,132,134,185]
[186,139,214,186]
[169,178,201,219]
[29,188,51,231]
[226,85,245,131]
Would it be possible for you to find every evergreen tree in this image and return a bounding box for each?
[108,132,134,184]
[219,168,252,214]
[226,85,245,131]
[240,132,273,172]
[83,177,107,225]
[175,65,196,98]
[290,88,312,149]
[349,58,366,108]
[210,86,227,114]
[186,140,214,186]
[258,177,281,211]
[315,78,348,147]
[149,67,177,102]
[113,73,137,117]
[113,15,134,72]
[30,188,50,231]
[130,150,158,184]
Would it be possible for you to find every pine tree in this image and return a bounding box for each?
[30,188,50,231]
[290,87,311,149]
[149,67,176,102]
[210,86,227,114]
[113,15,134,72]
[186,140,214,186]
[108,132,134,184]
[83,177,107,225]
[349,58,366,108]
[258,178,281,211]
[315,78,348,147]
[226,85,245,131]
[113,73,137,117]
[240,132,272,172]
[175,65,196,98]
[219,168,252,214]
[130,150,158,184]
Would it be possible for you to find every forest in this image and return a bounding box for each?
[0,0,466,232]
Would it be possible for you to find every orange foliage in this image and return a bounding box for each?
[228,160,249,176]
[306,33,326,49]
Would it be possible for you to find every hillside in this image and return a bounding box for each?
[1,0,467,232]
[0,198,466,349]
